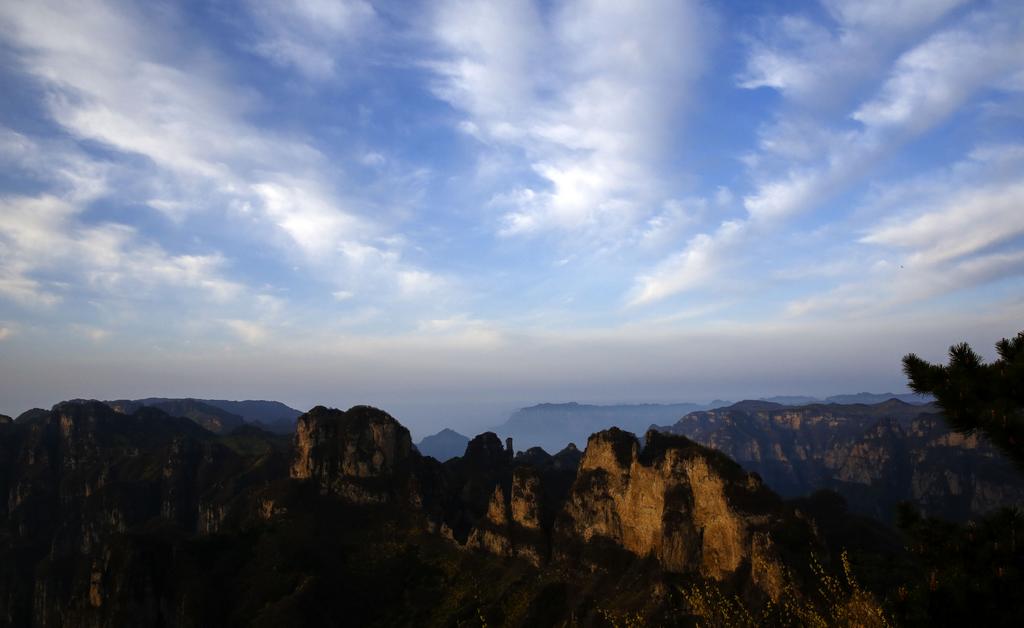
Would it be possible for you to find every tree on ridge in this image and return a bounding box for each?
[903,331,1024,470]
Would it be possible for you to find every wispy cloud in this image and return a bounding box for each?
[628,0,1024,307]
[242,0,378,79]
[786,143,1024,317]
[739,0,967,106]
[0,0,442,317]
[224,319,269,345]
[429,0,712,240]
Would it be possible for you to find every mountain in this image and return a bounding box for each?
[493,401,731,452]
[106,398,246,433]
[416,427,470,461]
[824,392,934,405]
[759,395,821,405]
[104,397,303,433]
[200,399,303,432]
[2,398,1019,625]
[0,398,894,626]
[655,399,1024,522]
[759,393,935,406]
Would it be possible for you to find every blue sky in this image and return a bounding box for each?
[1,0,1022,435]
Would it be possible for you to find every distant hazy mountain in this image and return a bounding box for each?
[824,392,933,405]
[416,428,470,461]
[494,401,731,452]
[759,393,934,406]
[200,399,302,432]
[759,395,820,405]
[105,397,303,434]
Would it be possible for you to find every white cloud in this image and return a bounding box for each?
[243,0,377,79]
[416,314,505,348]
[630,2,1024,307]
[71,324,110,342]
[0,0,439,310]
[251,180,365,258]
[0,271,61,308]
[0,326,11,341]
[863,182,1024,265]
[786,145,1024,317]
[396,269,444,298]
[785,249,1024,318]
[430,0,711,240]
[739,0,967,106]
[853,10,1024,132]
[360,151,386,167]
[635,199,701,251]
[738,2,1023,222]
[224,319,269,345]
[0,191,244,306]
[628,221,744,306]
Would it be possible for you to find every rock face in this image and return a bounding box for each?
[290,405,416,503]
[658,400,1024,521]
[0,400,291,627]
[555,429,799,599]
[286,413,815,597]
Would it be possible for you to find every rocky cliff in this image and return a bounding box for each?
[553,429,805,600]
[658,400,1024,521]
[290,405,419,504]
[0,400,290,627]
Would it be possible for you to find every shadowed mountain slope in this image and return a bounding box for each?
[655,400,1024,522]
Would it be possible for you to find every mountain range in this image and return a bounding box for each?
[654,399,1024,522]
[760,392,934,406]
[489,393,933,453]
[0,396,1018,625]
[0,399,878,625]
[103,397,303,434]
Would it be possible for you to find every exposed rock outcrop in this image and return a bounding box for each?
[555,428,799,599]
[290,405,416,503]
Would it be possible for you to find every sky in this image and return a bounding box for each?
[1,0,1022,437]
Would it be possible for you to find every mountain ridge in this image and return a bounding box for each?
[654,399,1021,522]
[104,397,302,433]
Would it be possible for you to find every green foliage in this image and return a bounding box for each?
[680,551,891,628]
[903,330,1024,469]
